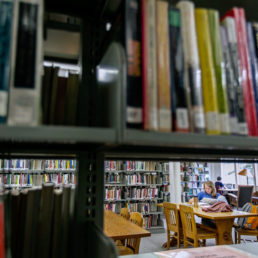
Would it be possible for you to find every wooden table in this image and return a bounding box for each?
[159,203,258,245]
[194,207,258,245]
[104,210,151,241]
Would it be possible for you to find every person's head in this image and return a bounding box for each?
[204,181,216,198]
[217,176,222,181]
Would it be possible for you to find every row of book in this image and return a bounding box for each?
[143,214,159,229]
[2,183,75,258]
[0,159,77,171]
[127,201,159,213]
[0,0,80,126]
[104,160,169,172]
[181,174,207,182]
[0,173,76,187]
[121,0,258,136]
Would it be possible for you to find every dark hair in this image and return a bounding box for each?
[217,176,222,181]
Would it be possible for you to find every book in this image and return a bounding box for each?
[37,183,54,258]
[247,23,258,130]
[8,0,43,126]
[141,0,158,131]
[41,66,54,124]
[208,9,230,134]
[221,17,248,135]
[176,1,205,133]
[64,72,79,125]
[156,0,172,132]
[222,9,258,136]
[0,0,14,124]
[51,189,63,258]
[168,7,189,132]
[220,26,239,135]
[124,0,142,129]
[61,185,71,258]
[195,8,220,135]
[22,188,41,258]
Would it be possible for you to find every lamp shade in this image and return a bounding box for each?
[238,169,247,176]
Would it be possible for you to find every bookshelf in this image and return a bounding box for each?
[0,159,77,189]
[1,0,258,257]
[104,160,170,232]
[180,162,210,202]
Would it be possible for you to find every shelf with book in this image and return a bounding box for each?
[180,162,210,202]
[104,160,169,232]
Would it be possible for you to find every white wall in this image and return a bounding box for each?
[209,163,221,182]
[169,162,181,203]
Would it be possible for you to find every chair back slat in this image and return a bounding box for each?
[163,202,180,233]
[180,204,196,239]
[238,185,254,209]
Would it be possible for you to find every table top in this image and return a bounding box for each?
[193,207,258,220]
[157,202,258,220]
[104,210,151,240]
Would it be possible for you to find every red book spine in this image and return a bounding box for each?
[222,8,258,136]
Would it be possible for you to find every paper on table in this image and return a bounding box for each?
[154,245,255,257]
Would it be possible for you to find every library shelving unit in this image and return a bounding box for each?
[1,0,258,257]
[180,162,210,202]
[104,160,170,233]
[0,159,77,189]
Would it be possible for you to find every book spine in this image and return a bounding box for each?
[141,0,158,131]
[222,8,257,136]
[8,0,43,126]
[195,8,220,135]
[176,1,205,133]
[168,7,189,132]
[220,25,239,135]
[247,22,258,131]
[0,0,14,124]
[239,8,258,136]
[156,0,171,132]
[125,0,143,128]
[222,17,248,135]
[208,9,230,134]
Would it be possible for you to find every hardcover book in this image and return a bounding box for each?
[176,1,205,133]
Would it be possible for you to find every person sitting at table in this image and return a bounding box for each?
[215,176,227,193]
[189,181,220,204]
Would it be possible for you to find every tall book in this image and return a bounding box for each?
[141,0,158,131]
[247,23,258,129]
[64,72,79,125]
[195,8,220,135]
[176,1,205,133]
[221,17,247,135]
[208,9,230,134]
[220,26,239,135]
[222,8,258,136]
[0,0,14,124]
[8,0,43,126]
[168,7,189,132]
[156,0,171,132]
[37,183,54,258]
[124,0,142,129]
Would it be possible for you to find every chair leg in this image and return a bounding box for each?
[238,233,241,244]
[194,239,198,248]
[202,239,206,247]
[167,231,170,250]
[177,233,180,249]
[183,236,187,248]
[234,230,237,244]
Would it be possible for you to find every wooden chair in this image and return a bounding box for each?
[117,212,143,255]
[228,185,253,209]
[116,208,130,246]
[235,227,258,244]
[120,207,130,220]
[179,204,217,248]
[163,202,181,249]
